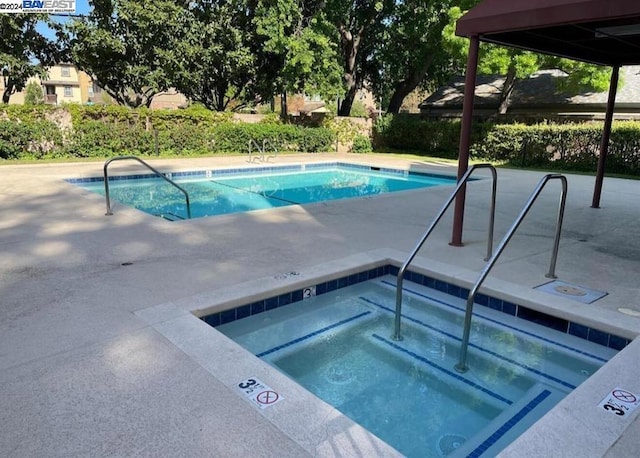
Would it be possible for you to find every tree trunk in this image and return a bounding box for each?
[280,92,288,119]
[498,66,517,115]
[215,82,227,111]
[338,25,359,117]
[2,88,11,104]
[2,79,16,104]
[339,84,357,116]
[386,56,435,114]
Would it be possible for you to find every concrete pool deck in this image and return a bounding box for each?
[1,153,639,457]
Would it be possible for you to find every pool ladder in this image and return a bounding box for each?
[103,156,192,219]
[392,166,567,374]
[247,139,278,163]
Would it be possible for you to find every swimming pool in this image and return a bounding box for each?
[206,267,623,457]
[68,162,457,220]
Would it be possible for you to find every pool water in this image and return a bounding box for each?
[70,163,456,220]
[216,275,616,457]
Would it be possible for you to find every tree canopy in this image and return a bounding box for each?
[170,0,257,111]
[3,0,614,115]
[372,0,466,114]
[69,0,188,108]
[0,14,63,104]
[443,5,612,114]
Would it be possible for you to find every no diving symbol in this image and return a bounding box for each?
[613,389,637,403]
[256,390,279,406]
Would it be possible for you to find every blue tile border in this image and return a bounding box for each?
[466,389,552,457]
[359,296,578,389]
[371,334,513,406]
[66,161,460,185]
[201,265,390,328]
[381,279,619,361]
[200,264,631,353]
[256,311,372,358]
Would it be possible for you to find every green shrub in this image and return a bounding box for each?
[297,127,335,152]
[471,122,640,173]
[373,114,640,176]
[0,121,30,159]
[373,114,470,157]
[66,121,154,157]
[350,134,373,153]
[156,123,215,155]
[349,100,369,118]
[0,118,62,159]
[210,123,333,153]
[24,82,44,105]
[324,117,360,144]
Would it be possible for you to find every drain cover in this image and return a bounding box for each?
[325,365,355,385]
[535,280,607,304]
[438,434,467,456]
[553,285,587,296]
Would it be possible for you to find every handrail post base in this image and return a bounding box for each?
[391,334,403,342]
[454,363,468,373]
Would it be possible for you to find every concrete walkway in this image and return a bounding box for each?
[1,153,639,457]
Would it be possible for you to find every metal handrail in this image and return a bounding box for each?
[455,174,567,373]
[393,164,497,341]
[262,139,278,162]
[248,139,263,163]
[103,156,192,219]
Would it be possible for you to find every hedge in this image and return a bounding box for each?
[471,122,640,173]
[373,114,489,158]
[0,118,63,159]
[0,105,335,159]
[373,114,640,175]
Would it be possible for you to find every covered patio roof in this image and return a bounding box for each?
[449,0,640,247]
[455,0,640,66]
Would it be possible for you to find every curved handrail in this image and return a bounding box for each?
[103,156,191,219]
[393,164,497,341]
[262,139,278,162]
[248,139,263,163]
[455,174,567,373]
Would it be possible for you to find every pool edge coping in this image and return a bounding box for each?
[134,248,640,457]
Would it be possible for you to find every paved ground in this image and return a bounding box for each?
[1,153,639,457]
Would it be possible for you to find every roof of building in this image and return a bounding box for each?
[419,66,640,111]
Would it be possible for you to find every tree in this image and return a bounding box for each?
[69,0,188,108]
[372,0,470,114]
[443,6,611,114]
[169,0,257,111]
[0,14,62,104]
[24,81,44,105]
[254,0,343,115]
[324,0,395,116]
[170,0,342,113]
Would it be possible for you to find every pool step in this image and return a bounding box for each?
[448,383,563,457]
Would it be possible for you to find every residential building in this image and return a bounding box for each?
[1,64,188,108]
[42,64,83,104]
[0,64,93,105]
[419,66,640,121]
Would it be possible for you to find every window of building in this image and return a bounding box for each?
[63,86,73,97]
[61,66,70,77]
[88,86,94,98]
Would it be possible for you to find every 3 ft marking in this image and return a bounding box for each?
[598,387,640,417]
[237,377,283,409]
